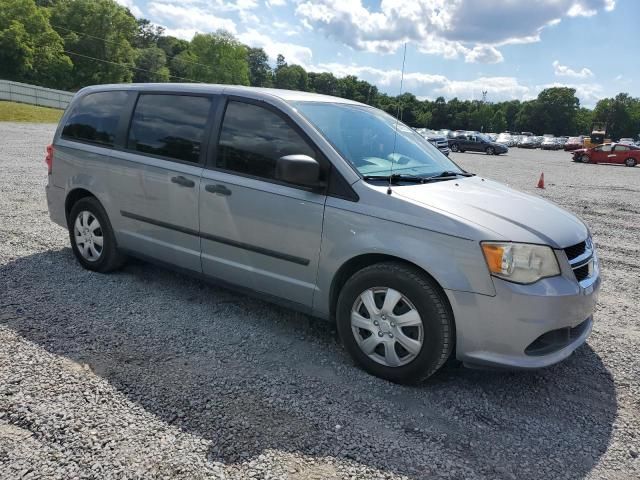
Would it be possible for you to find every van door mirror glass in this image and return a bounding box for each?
[275,155,321,188]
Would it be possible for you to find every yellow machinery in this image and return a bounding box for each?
[584,123,612,148]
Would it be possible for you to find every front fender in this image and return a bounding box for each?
[313,199,496,318]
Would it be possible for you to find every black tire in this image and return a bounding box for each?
[485,146,495,155]
[336,262,454,384]
[625,157,637,167]
[581,155,591,164]
[68,197,126,273]
[450,143,459,152]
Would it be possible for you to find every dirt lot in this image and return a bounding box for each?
[1,122,639,480]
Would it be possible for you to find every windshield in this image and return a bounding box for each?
[291,101,462,177]
[477,133,492,142]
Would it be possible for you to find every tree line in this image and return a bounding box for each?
[2,0,639,139]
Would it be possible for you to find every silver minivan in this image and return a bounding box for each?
[46,84,600,383]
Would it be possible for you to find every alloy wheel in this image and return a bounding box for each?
[351,287,424,367]
[73,211,104,261]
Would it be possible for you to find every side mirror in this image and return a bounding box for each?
[275,154,322,188]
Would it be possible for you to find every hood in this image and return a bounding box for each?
[394,176,588,248]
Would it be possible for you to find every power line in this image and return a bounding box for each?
[62,50,203,83]
[52,24,219,74]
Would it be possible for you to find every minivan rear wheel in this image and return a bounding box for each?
[68,197,125,273]
[336,262,454,384]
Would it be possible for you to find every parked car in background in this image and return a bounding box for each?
[541,137,561,150]
[449,132,508,154]
[564,136,584,151]
[619,138,635,145]
[518,136,537,148]
[571,143,639,167]
[416,128,450,156]
[46,83,599,383]
[496,132,514,146]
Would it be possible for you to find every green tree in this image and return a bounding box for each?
[575,107,594,135]
[431,97,448,128]
[274,64,308,91]
[536,87,579,135]
[0,0,72,88]
[133,18,165,49]
[51,0,137,88]
[246,47,272,87]
[308,72,340,96]
[338,75,376,104]
[593,93,640,139]
[133,47,169,82]
[178,31,249,84]
[491,110,507,132]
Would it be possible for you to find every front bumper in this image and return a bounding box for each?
[446,258,600,369]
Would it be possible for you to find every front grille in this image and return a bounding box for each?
[573,264,589,281]
[564,238,593,283]
[564,241,586,261]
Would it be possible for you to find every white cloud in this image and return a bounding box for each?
[115,0,143,17]
[238,29,313,67]
[266,0,287,6]
[148,2,237,38]
[295,0,616,63]
[553,60,594,78]
[535,81,604,107]
[313,63,531,102]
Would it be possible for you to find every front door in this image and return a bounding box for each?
[591,144,612,163]
[199,99,326,308]
[113,93,214,272]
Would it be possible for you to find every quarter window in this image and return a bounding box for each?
[614,145,630,151]
[128,94,211,163]
[216,101,316,181]
[62,91,130,147]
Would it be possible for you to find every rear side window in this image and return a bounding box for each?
[62,91,130,147]
[216,101,315,181]
[615,145,630,151]
[127,94,212,163]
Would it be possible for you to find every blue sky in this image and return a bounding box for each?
[117,0,636,107]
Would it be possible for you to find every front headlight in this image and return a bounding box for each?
[481,242,560,284]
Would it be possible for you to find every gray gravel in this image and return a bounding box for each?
[1,122,639,479]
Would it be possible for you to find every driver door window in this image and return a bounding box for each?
[216,101,316,182]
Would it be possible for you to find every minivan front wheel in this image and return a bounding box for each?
[68,197,125,273]
[337,262,454,384]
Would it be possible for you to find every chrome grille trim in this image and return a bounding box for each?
[565,237,595,283]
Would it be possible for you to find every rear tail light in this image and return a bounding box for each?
[45,144,53,174]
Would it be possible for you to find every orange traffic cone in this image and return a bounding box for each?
[537,172,545,189]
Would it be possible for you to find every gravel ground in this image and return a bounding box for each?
[0,122,639,480]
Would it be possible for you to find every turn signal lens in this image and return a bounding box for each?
[481,242,560,284]
[45,144,53,174]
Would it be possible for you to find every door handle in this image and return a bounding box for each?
[171,176,195,188]
[205,184,232,196]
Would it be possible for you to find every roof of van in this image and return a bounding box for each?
[80,83,365,106]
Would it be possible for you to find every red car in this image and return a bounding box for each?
[571,143,639,167]
[564,136,584,151]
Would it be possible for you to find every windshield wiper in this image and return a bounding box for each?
[362,174,428,184]
[425,170,475,179]
[363,171,475,185]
